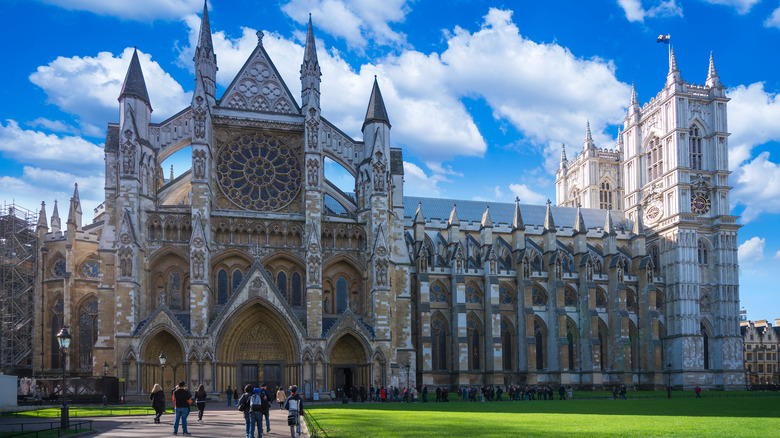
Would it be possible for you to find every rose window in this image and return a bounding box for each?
[217,132,301,211]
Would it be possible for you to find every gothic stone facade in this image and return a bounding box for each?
[31,8,743,396]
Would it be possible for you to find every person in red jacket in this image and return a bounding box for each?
[694,385,702,398]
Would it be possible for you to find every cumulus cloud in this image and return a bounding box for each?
[616,0,682,23]
[727,82,780,168]
[774,250,780,260]
[701,0,760,14]
[30,48,190,129]
[281,0,409,49]
[403,162,443,197]
[739,236,765,265]
[509,183,547,204]
[0,120,104,172]
[38,0,204,21]
[732,152,780,222]
[28,118,80,135]
[766,6,780,29]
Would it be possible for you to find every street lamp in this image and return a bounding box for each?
[159,352,167,389]
[103,362,109,407]
[56,326,72,430]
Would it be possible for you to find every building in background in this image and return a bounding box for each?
[741,318,779,386]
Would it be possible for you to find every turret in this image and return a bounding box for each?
[559,143,568,170]
[413,202,425,242]
[706,52,722,89]
[666,46,685,87]
[118,48,151,138]
[583,121,595,152]
[362,77,391,161]
[447,204,460,243]
[627,83,640,124]
[615,126,623,153]
[51,200,61,233]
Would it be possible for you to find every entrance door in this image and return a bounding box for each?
[240,363,258,390]
[263,364,282,389]
[334,367,355,396]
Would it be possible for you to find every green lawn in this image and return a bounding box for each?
[305,397,780,437]
[3,406,172,418]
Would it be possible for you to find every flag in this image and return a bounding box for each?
[657,34,670,44]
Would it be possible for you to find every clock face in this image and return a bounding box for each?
[691,191,711,215]
[644,201,664,224]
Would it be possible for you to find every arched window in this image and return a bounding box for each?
[292,273,302,307]
[564,288,577,307]
[336,277,348,313]
[701,322,710,370]
[51,311,61,369]
[567,326,576,371]
[217,269,228,304]
[499,284,513,305]
[596,289,608,309]
[429,282,447,303]
[277,272,287,300]
[532,287,547,307]
[690,125,702,170]
[600,182,613,210]
[467,317,481,371]
[628,320,639,371]
[501,319,513,371]
[78,298,98,371]
[598,320,608,371]
[465,284,481,304]
[646,137,663,182]
[431,314,448,370]
[168,271,182,310]
[534,319,546,370]
[232,269,243,295]
[650,246,660,268]
[698,240,708,265]
[626,290,637,313]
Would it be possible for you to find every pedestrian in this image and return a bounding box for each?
[422,384,428,402]
[260,383,272,433]
[612,386,618,400]
[194,384,207,422]
[620,385,627,400]
[277,386,287,410]
[435,387,441,402]
[559,385,566,400]
[226,385,233,406]
[234,387,240,405]
[150,383,165,424]
[172,381,192,436]
[237,385,253,438]
[567,386,573,400]
[248,388,265,438]
[359,384,366,403]
[284,385,303,438]
[380,386,386,402]
[694,385,702,398]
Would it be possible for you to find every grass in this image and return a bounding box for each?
[0,429,90,438]
[305,396,780,437]
[3,406,173,418]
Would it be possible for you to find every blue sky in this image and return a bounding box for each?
[1,0,780,320]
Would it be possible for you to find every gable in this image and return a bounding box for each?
[219,44,300,115]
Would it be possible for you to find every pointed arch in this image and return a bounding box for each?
[76,294,99,371]
[467,312,483,371]
[597,318,609,371]
[700,319,713,370]
[430,311,449,371]
[533,316,547,370]
[429,280,450,304]
[565,316,579,371]
[627,319,639,371]
[498,282,515,305]
[501,317,515,371]
[689,122,704,170]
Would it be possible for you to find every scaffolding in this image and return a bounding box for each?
[0,202,37,374]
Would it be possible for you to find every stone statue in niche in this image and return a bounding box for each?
[372,152,386,192]
[586,262,594,281]
[307,116,319,150]
[121,143,135,174]
[193,149,207,180]
[118,247,133,277]
[523,262,530,279]
[617,263,624,283]
[324,296,331,313]
[192,251,205,280]
[418,247,428,272]
[193,97,206,139]
[308,255,320,282]
[375,259,388,285]
[307,158,319,186]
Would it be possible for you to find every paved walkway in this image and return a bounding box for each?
[1,404,308,438]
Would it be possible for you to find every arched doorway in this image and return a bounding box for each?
[329,333,368,397]
[143,329,185,392]
[217,303,299,393]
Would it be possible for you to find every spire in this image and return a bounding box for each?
[118,48,152,110]
[37,201,48,230]
[573,204,586,235]
[363,76,391,131]
[512,197,524,230]
[666,46,684,85]
[616,126,623,152]
[481,206,493,229]
[51,200,61,232]
[71,183,82,227]
[193,0,217,99]
[630,83,638,106]
[303,14,319,69]
[633,205,645,236]
[706,52,722,88]
[583,121,595,150]
[67,196,77,226]
[604,208,617,236]
[413,202,425,224]
[301,14,322,108]
[560,143,568,166]
[543,199,556,233]
[197,0,213,53]
[448,204,460,227]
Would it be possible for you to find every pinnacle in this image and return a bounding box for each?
[574,204,586,235]
[363,76,390,131]
[448,203,459,227]
[512,197,524,230]
[630,83,638,106]
[119,48,152,110]
[544,199,556,232]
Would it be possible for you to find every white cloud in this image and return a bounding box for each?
[766,6,780,29]
[403,162,442,197]
[28,118,80,135]
[774,250,780,260]
[281,0,410,49]
[733,152,780,222]
[30,48,190,128]
[509,183,547,204]
[616,0,682,23]
[702,0,760,14]
[0,120,104,172]
[38,0,204,21]
[739,236,765,265]
[727,82,780,168]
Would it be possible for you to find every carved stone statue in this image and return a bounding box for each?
[193,149,207,180]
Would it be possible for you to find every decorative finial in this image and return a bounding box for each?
[256,30,264,46]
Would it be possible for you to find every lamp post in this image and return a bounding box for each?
[103,362,109,407]
[159,352,167,389]
[40,247,48,375]
[56,326,71,430]
[405,363,410,399]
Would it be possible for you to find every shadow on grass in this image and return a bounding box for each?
[307,396,780,418]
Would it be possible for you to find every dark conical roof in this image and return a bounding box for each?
[363,76,390,130]
[304,15,318,66]
[119,48,152,110]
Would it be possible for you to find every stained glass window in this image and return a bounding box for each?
[596,290,607,308]
[501,320,512,370]
[626,291,637,312]
[534,320,545,370]
[168,271,182,310]
[53,259,66,277]
[217,269,228,304]
[336,277,348,313]
[429,283,447,303]
[465,284,481,304]
[232,270,243,294]
[277,272,287,300]
[468,318,480,370]
[431,315,447,370]
[291,273,302,307]
[532,287,546,306]
[51,314,60,369]
[499,284,512,305]
[564,289,577,307]
[79,299,98,372]
[82,261,99,278]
